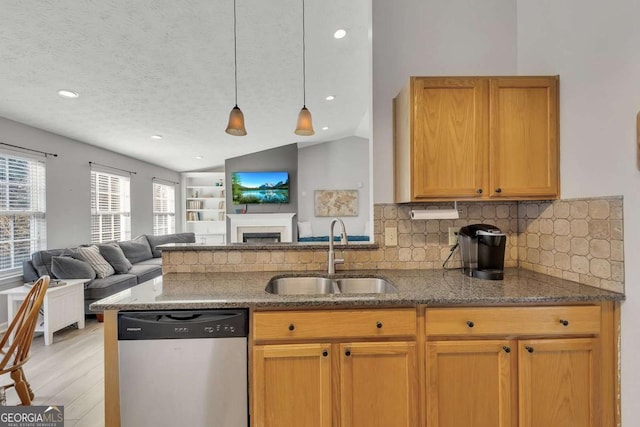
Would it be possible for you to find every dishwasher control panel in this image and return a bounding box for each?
[118,309,248,340]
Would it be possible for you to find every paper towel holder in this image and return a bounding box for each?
[410,201,460,220]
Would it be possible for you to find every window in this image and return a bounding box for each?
[0,153,46,278]
[153,182,175,236]
[90,171,130,244]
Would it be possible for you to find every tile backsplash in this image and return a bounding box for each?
[375,196,624,293]
[517,197,624,293]
[165,196,624,293]
[372,202,520,269]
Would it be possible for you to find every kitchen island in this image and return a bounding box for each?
[93,268,623,427]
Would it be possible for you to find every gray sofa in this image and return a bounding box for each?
[22,233,195,313]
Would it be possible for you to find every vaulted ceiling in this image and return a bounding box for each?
[0,0,370,171]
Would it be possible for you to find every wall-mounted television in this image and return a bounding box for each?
[231,171,290,204]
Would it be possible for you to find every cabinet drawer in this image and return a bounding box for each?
[425,306,601,337]
[253,309,417,341]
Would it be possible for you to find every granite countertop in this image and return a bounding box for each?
[158,241,378,251]
[90,268,624,311]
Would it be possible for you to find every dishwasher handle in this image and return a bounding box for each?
[118,309,248,340]
[162,312,244,324]
[121,311,243,324]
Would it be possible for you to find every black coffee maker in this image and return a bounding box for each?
[458,224,506,280]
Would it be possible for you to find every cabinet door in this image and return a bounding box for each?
[426,340,516,427]
[339,342,418,427]
[253,343,332,427]
[489,77,559,198]
[518,338,598,427]
[412,77,488,199]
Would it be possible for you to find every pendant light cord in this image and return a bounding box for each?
[233,0,239,107]
[302,0,306,107]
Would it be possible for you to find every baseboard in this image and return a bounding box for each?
[0,321,7,334]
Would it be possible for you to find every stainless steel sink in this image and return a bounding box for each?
[265,277,338,295]
[265,276,397,296]
[335,277,398,294]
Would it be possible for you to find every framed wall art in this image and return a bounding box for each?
[314,190,358,217]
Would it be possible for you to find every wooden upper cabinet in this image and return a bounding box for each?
[408,77,487,200]
[393,76,559,202]
[490,77,559,198]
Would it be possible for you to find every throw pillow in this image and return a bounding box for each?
[75,245,115,279]
[31,249,71,276]
[146,233,196,258]
[118,235,153,264]
[22,260,40,282]
[51,256,96,280]
[298,221,313,238]
[99,243,133,274]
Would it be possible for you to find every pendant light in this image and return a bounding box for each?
[225,0,247,136]
[294,0,314,136]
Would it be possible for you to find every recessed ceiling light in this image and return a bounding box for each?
[57,89,79,98]
[325,95,335,101]
[195,156,203,160]
[151,135,163,140]
[322,126,329,131]
[334,29,346,39]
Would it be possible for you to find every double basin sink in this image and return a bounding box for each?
[265,276,398,295]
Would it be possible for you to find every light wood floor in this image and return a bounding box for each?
[3,319,105,426]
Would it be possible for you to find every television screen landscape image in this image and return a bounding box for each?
[231,171,290,204]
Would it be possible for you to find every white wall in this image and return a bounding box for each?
[371,0,518,203]
[298,137,370,237]
[517,0,640,422]
[0,117,182,249]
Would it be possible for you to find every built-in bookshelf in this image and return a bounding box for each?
[182,172,226,243]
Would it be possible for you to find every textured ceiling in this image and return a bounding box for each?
[0,0,370,171]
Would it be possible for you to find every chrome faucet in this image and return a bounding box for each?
[328,218,348,274]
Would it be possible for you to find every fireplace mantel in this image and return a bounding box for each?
[227,213,296,243]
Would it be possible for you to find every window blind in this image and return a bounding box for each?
[0,153,46,278]
[153,182,175,236]
[91,171,131,243]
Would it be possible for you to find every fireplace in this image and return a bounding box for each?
[227,213,296,243]
[243,232,282,243]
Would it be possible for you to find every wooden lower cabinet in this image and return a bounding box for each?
[426,338,599,427]
[339,342,418,427]
[252,341,418,427]
[518,338,597,427]
[426,340,516,427]
[250,304,615,427]
[252,343,332,427]
[252,308,418,426]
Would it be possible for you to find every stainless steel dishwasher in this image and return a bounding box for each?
[118,309,248,427]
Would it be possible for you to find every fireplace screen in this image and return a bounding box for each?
[242,232,282,243]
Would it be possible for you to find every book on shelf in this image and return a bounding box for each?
[187,200,204,209]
